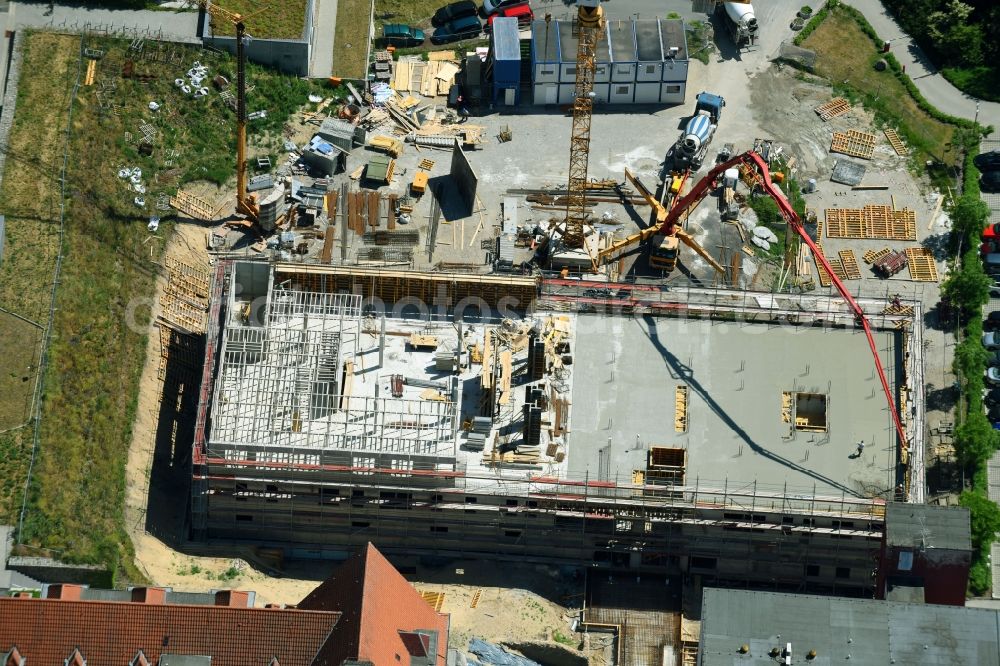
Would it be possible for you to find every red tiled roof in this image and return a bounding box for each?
[0,599,340,666]
[300,543,450,666]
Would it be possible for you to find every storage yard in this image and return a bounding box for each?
[0,0,991,665]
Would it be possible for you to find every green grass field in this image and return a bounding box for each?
[376,0,442,26]
[0,32,79,527]
[3,31,319,580]
[209,0,309,39]
[801,5,957,165]
[333,0,373,79]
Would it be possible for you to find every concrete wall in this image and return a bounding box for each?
[198,473,884,597]
[449,143,478,218]
[201,0,314,77]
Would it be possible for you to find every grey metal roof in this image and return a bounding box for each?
[606,19,636,62]
[492,17,520,61]
[634,19,662,62]
[557,19,611,63]
[531,20,560,63]
[885,503,971,551]
[659,18,687,61]
[700,588,1000,666]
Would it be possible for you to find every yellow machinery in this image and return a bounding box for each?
[559,0,606,261]
[598,169,725,274]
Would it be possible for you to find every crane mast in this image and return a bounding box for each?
[196,1,259,223]
[562,0,605,250]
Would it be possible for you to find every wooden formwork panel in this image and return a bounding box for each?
[830,129,877,159]
[883,128,908,156]
[814,97,850,121]
[863,247,891,264]
[866,205,916,240]
[170,190,214,221]
[838,249,862,279]
[825,205,916,241]
[825,208,865,238]
[905,247,938,281]
[675,386,689,433]
[815,247,836,287]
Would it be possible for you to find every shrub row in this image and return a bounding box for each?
[945,152,1000,595]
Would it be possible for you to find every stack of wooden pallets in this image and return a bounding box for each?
[830,129,877,159]
[905,247,938,281]
[814,97,851,121]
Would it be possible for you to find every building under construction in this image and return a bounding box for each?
[191,261,937,596]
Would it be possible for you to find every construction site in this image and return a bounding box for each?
[0,0,971,664]
[186,256,923,597]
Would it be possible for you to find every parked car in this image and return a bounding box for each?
[983,223,1000,239]
[984,331,1000,350]
[987,366,1000,385]
[986,387,1000,407]
[983,170,1000,193]
[485,2,533,31]
[433,0,478,26]
[984,253,1000,275]
[382,24,425,47]
[987,311,1000,330]
[482,0,529,16]
[974,150,1000,171]
[431,14,483,43]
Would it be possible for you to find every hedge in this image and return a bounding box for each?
[795,1,991,135]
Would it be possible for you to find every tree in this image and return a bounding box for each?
[950,194,990,253]
[960,490,1000,546]
[955,412,998,466]
[941,249,992,321]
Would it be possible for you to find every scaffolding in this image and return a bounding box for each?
[209,284,456,461]
[189,261,928,594]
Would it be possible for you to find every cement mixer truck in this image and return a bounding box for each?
[719,1,758,47]
[667,92,725,172]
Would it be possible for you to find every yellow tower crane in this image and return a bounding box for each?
[559,0,606,261]
[194,1,260,224]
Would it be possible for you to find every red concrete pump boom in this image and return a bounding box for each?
[660,151,908,453]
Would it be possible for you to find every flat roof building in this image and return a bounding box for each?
[698,588,1000,665]
[190,263,930,596]
[530,18,688,105]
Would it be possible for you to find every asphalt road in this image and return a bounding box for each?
[837,0,998,133]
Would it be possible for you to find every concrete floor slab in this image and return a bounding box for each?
[568,314,901,497]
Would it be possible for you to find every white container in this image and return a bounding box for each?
[723,168,739,189]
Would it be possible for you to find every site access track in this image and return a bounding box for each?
[594,151,909,456]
